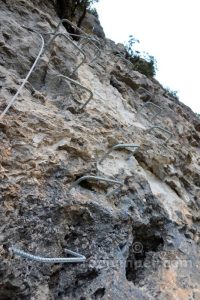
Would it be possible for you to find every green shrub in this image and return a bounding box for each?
[124,35,157,77]
[164,87,179,100]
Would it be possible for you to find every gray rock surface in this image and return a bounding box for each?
[82,12,105,39]
[0,0,200,299]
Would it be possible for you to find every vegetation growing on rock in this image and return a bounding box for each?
[125,35,157,77]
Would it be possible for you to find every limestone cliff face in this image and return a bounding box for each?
[0,1,200,299]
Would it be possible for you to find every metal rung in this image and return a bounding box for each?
[69,175,123,196]
[47,33,86,75]
[138,101,162,121]
[54,19,101,64]
[54,18,88,38]
[137,87,153,98]
[0,27,45,120]
[148,126,173,143]
[115,54,133,69]
[70,33,101,64]
[99,143,140,164]
[9,246,86,263]
[52,74,93,111]
[76,34,101,64]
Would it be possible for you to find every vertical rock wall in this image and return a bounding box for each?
[0,0,200,299]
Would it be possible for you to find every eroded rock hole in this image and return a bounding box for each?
[92,287,106,299]
[75,269,99,283]
[0,282,22,300]
[126,232,164,283]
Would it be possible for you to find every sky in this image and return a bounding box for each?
[93,0,200,113]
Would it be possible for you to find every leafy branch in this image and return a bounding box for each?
[124,35,157,77]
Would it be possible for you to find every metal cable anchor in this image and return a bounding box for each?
[52,74,93,111]
[9,246,86,263]
[0,27,45,120]
[69,175,123,196]
[147,126,173,144]
[99,143,140,164]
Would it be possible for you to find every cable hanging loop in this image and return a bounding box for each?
[0,26,45,120]
[9,246,86,263]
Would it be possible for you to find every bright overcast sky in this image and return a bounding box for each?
[94,0,200,113]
